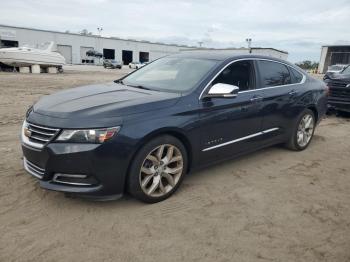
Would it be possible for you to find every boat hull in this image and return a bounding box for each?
[0,48,66,67]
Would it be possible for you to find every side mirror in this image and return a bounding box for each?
[206,83,239,98]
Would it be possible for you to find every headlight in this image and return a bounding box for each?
[56,126,120,143]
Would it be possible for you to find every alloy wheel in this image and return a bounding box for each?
[139,144,183,197]
[296,114,314,147]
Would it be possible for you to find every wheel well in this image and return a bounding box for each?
[124,130,193,192]
[307,106,319,123]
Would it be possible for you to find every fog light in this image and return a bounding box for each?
[52,173,97,186]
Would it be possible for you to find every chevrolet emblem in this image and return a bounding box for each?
[24,127,32,138]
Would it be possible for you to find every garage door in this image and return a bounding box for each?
[57,45,72,64]
[80,46,94,61]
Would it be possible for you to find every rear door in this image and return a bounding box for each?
[198,60,264,163]
[256,60,304,140]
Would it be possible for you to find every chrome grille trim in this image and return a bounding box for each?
[29,135,50,142]
[27,127,56,137]
[21,120,60,149]
[23,157,45,179]
[27,122,60,132]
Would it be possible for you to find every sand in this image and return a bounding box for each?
[0,68,349,262]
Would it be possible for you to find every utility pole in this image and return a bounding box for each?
[97,27,103,64]
[97,27,103,36]
[198,41,203,48]
[246,38,252,53]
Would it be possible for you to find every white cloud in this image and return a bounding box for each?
[0,0,349,62]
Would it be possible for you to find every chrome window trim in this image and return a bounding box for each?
[199,58,306,100]
[202,127,279,152]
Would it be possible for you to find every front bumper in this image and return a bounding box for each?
[21,139,130,200]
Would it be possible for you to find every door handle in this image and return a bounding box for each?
[250,96,263,103]
[288,90,297,96]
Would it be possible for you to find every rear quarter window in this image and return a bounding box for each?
[289,67,304,84]
[258,60,291,87]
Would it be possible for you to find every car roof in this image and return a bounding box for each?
[170,51,291,64]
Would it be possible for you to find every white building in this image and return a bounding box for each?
[0,24,194,65]
[318,45,350,73]
[0,24,289,66]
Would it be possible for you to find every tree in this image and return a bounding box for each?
[80,29,92,36]
[295,60,319,70]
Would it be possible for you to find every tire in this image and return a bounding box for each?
[285,109,315,151]
[128,135,188,203]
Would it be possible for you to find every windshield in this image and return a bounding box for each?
[122,57,218,93]
[341,66,350,74]
[329,65,344,71]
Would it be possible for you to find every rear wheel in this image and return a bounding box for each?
[128,135,187,203]
[286,109,315,151]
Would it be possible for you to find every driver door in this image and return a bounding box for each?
[198,60,264,163]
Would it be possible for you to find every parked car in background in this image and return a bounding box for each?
[324,64,350,80]
[327,64,348,74]
[21,53,328,203]
[86,50,103,58]
[324,65,350,113]
[129,61,145,69]
[103,59,122,69]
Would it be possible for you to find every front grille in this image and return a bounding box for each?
[329,88,350,99]
[27,122,59,144]
[329,81,347,88]
[23,157,45,179]
[22,121,60,149]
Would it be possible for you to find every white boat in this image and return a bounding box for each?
[0,42,65,68]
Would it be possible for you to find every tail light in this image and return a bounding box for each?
[324,81,330,96]
[325,85,330,96]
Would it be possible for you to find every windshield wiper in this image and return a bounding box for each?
[114,79,125,85]
[114,80,151,90]
[127,84,151,90]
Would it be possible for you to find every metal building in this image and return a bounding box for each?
[0,24,194,65]
[318,45,350,73]
[0,24,289,66]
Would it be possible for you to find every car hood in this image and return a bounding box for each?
[33,82,181,120]
[328,73,350,82]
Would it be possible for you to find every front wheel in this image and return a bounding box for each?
[128,135,188,203]
[286,109,315,151]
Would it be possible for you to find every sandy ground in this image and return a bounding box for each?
[0,68,349,262]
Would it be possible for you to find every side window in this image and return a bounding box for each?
[289,67,304,83]
[258,60,291,87]
[212,60,255,91]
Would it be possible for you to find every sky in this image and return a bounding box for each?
[0,0,349,62]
